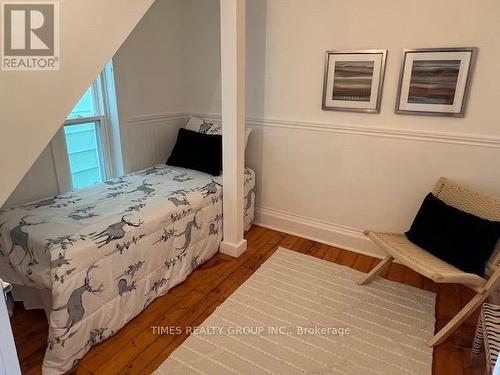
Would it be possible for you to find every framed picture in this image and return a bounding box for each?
[322,50,387,113]
[395,48,477,117]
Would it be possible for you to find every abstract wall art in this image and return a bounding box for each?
[395,48,477,117]
[322,50,387,113]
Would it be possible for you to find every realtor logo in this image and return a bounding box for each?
[2,1,60,70]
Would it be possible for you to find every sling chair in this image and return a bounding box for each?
[359,177,500,347]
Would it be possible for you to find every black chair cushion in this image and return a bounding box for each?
[406,193,500,276]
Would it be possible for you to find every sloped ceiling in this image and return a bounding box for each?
[0,0,155,206]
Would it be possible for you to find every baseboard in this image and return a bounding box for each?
[254,206,386,259]
[220,239,248,257]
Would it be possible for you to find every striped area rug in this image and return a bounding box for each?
[155,248,436,375]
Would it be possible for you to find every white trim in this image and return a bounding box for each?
[220,239,248,257]
[127,112,190,126]
[254,206,385,259]
[0,280,21,375]
[192,112,500,148]
[220,0,247,255]
[99,61,124,178]
[50,128,73,193]
[126,111,500,148]
[64,116,103,126]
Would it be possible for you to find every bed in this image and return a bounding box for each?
[0,164,256,374]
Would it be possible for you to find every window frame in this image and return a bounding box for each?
[51,62,123,192]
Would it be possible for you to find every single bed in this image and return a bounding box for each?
[0,164,256,374]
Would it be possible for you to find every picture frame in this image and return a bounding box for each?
[395,47,477,117]
[322,50,387,113]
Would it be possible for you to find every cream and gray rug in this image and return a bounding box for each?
[155,248,436,375]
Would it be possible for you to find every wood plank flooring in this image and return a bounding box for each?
[11,226,485,374]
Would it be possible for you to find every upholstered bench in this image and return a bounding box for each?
[472,303,500,374]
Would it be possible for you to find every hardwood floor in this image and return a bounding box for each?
[11,226,485,374]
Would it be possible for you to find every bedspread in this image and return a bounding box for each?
[0,164,256,374]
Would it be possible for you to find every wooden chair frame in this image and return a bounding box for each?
[359,177,500,347]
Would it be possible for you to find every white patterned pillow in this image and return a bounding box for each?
[185,116,221,135]
[185,116,252,149]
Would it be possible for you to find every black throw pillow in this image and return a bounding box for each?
[405,193,500,276]
[167,128,222,176]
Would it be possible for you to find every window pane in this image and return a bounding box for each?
[67,88,96,119]
[64,122,104,190]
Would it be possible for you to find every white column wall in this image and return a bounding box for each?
[220,0,247,257]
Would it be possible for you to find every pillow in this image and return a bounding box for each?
[405,193,500,276]
[167,128,222,176]
[185,116,252,149]
[185,116,222,135]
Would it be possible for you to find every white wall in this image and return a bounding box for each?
[113,0,189,173]
[0,0,155,207]
[181,0,222,114]
[113,0,221,174]
[5,145,59,206]
[6,0,500,258]
[7,0,217,204]
[182,0,500,256]
[4,0,182,205]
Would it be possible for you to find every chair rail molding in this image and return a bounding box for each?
[126,112,191,126]
[192,112,500,148]
[125,110,500,148]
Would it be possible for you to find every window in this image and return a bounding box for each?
[64,88,106,189]
[52,61,123,192]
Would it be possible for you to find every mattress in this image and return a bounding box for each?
[0,164,256,374]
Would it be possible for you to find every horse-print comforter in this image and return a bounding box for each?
[0,164,256,374]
